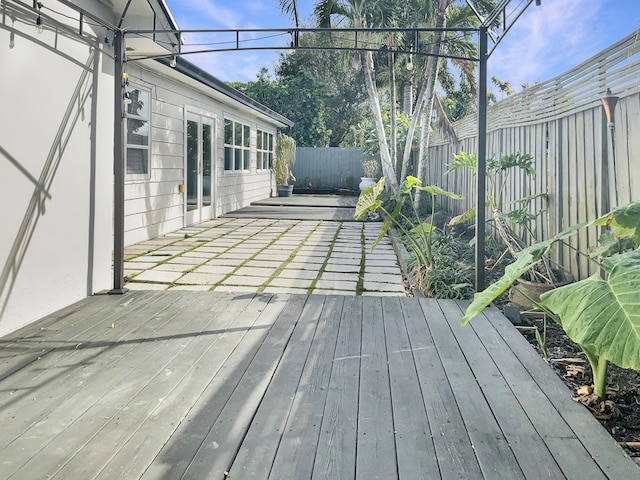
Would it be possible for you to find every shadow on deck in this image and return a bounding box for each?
[0,291,636,479]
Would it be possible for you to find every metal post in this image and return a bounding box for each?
[111,29,127,294]
[475,27,488,291]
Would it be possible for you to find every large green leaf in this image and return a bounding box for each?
[592,200,640,242]
[415,184,463,200]
[540,250,640,370]
[461,242,551,325]
[371,199,404,252]
[410,222,435,236]
[354,177,385,220]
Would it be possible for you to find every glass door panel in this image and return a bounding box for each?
[202,123,212,207]
[186,119,198,213]
[185,113,215,226]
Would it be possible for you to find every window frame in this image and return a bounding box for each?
[125,84,152,180]
[224,117,251,173]
[256,129,274,171]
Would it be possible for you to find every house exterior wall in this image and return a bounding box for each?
[124,63,278,246]
[0,3,114,336]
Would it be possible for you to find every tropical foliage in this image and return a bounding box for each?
[461,201,640,400]
[355,176,471,298]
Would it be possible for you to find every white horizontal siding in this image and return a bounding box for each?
[124,62,279,245]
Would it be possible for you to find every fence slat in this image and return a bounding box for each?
[425,30,639,282]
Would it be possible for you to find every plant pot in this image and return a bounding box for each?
[359,177,377,191]
[277,185,294,197]
[510,270,574,310]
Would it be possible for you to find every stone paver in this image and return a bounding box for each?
[315,279,358,291]
[175,272,226,285]
[134,270,185,283]
[220,275,267,287]
[124,216,406,296]
[278,269,319,280]
[233,266,277,277]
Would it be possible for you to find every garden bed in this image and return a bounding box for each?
[519,314,640,459]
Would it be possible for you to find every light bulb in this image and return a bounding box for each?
[169,56,177,67]
[36,15,43,34]
[9,31,15,49]
[406,55,413,71]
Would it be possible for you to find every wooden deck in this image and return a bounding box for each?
[0,291,636,479]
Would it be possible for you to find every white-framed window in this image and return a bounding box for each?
[256,129,274,171]
[224,118,250,172]
[126,85,151,177]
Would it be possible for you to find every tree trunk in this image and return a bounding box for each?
[389,50,398,181]
[362,50,399,192]
[400,0,450,183]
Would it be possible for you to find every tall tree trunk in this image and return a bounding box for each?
[400,0,450,182]
[389,50,398,181]
[362,50,399,192]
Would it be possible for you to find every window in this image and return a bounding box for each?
[224,118,250,172]
[126,86,151,176]
[256,130,273,170]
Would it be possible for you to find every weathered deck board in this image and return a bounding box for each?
[0,291,636,480]
[383,296,438,479]
[402,296,484,479]
[481,307,640,480]
[268,295,344,479]
[311,296,362,480]
[423,298,525,480]
[357,296,397,479]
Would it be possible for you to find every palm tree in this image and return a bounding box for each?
[403,1,495,208]
[314,0,401,192]
[279,0,300,28]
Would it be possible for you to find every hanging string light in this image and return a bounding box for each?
[34,1,44,34]
[9,16,16,49]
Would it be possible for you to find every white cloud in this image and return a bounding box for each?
[488,0,604,90]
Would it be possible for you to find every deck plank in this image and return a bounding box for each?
[227,294,328,478]
[6,291,228,479]
[0,292,636,480]
[482,307,639,479]
[420,298,525,479]
[0,291,167,378]
[382,297,439,479]
[467,304,609,479]
[178,294,308,479]
[439,300,569,479]
[356,296,397,480]
[268,295,344,479]
[402,297,483,479]
[0,291,193,452]
[92,293,278,479]
[311,296,363,480]
[139,293,297,480]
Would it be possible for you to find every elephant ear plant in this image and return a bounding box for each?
[461,201,640,401]
[354,176,463,287]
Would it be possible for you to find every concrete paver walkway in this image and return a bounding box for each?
[124,217,406,296]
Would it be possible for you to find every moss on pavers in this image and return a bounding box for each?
[123,217,405,296]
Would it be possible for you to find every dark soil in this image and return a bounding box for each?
[518,313,640,458]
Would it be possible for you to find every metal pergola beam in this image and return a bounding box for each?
[124,26,480,63]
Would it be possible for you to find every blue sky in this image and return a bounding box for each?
[165,0,640,91]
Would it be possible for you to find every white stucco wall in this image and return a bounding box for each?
[0,5,114,336]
